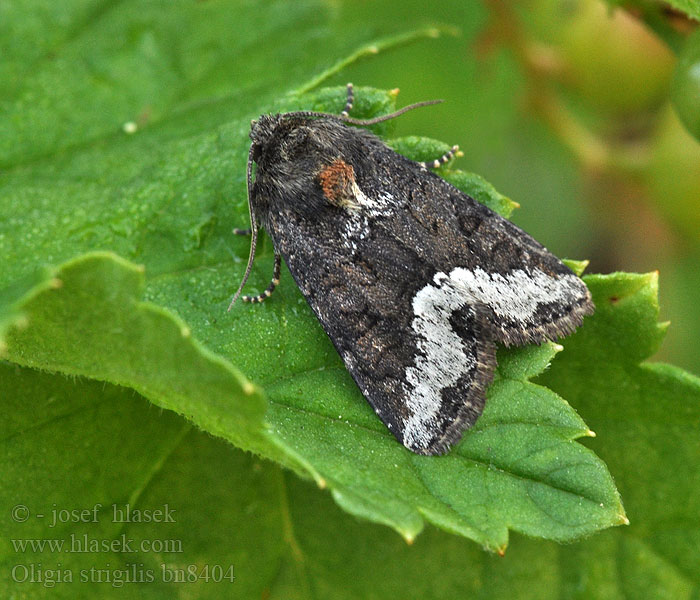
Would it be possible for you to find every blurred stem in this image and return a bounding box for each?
[485,0,651,176]
[530,92,609,172]
[531,89,650,174]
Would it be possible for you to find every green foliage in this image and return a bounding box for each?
[539,272,700,598]
[2,0,699,597]
[3,268,699,597]
[0,84,625,550]
[0,364,282,599]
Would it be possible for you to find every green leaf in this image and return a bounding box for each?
[3,1,698,595]
[1,1,622,551]
[536,271,700,597]
[1,252,274,459]
[2,88,623,552]
[0,1,438,167]
[3,339,697,598]
[0,363,286,599]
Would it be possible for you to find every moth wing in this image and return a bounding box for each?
[260,123,592,454]
[359,148,595,348]
[276,237,498,455]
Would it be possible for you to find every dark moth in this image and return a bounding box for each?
[231,85,594,455]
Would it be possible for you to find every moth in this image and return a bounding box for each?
[230,84,594,455]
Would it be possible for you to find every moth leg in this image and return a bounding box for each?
[341,82,354,117]
[419,145,461,169]
[233,227,252,236]
[242,254,282,303]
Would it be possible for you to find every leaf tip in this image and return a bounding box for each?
[317,477,327,490]
[645,269,660,291]
[50,277,63,290]
[618,513,630,526]
[563,258,590,277]
[497,545,507,556]
[242,380,256,395]
[389,87,400,98]
[402,531,416,545]
[180,325,191,338]
[586,429,597,438]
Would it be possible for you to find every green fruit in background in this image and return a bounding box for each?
[671,28,700,142]
[647,106,700,243]
[527,0,674,115]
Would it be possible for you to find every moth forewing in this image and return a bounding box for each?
[232,85,594,455]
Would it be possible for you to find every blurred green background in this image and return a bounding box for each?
[316,0,700,376]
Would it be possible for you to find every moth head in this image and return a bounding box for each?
[250,114,316,165]
[249,114,283,159]
[249,114,279,139]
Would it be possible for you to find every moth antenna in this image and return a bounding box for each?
[340,82,354,117]
[341,99,443,125]
[283,99,443,126]
[228,145,259,311]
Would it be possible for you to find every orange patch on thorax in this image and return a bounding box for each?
[318,159,356,206]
